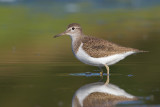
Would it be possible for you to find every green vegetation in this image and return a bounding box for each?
[0,6,160,64]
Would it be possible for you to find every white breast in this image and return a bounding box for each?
[75,43,135,66]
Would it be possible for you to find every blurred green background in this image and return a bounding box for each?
[0,0,160,107]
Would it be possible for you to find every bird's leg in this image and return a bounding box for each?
[99,66,103,79]
[104,64,110,85]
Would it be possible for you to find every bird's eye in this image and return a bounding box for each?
[72,27,75,30]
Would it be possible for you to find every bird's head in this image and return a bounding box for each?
[54,23,82,38]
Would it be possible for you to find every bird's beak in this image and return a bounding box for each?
[54,31,67,38]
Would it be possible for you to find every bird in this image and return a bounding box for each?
[54,23,145,85]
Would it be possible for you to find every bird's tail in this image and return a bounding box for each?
[136,50,149,53]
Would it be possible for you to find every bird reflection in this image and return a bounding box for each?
[72,82,138,107]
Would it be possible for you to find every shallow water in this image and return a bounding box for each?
[0,52,160,107]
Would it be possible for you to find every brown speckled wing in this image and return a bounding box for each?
[83,92,137,107]
[82,36,139,58]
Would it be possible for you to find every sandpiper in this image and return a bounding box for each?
[54,23,145,85]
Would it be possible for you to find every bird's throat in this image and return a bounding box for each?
[70,35,82,54]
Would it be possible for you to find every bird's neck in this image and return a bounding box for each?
[70,34,84,53]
